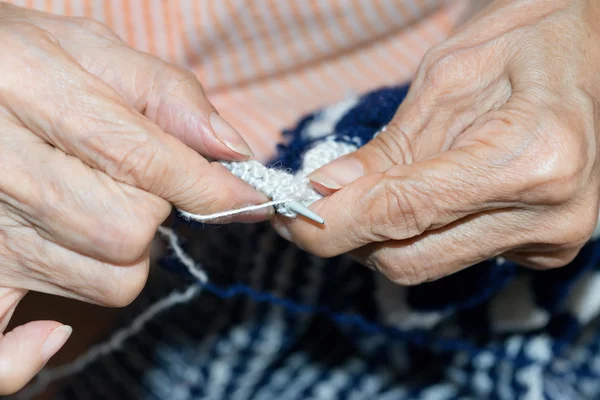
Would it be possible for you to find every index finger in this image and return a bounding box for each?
[1,42,269,219]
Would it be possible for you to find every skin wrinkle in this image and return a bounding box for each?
[398,52,512,158]
[280,0,600,281]
[15,228,150,306]
[0,2,287,393]
[385,209,520,284]
[446,75,513,136]
[381,178,435,240]
[0,0,599,393]
[0,0,266,334]
[371,125,414,166]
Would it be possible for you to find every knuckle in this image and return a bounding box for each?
[420,50,466,94]
[145,61,202,116]
[523,123,586,204]
[157,63,199,95]
[370,122,415,164]
[370,178,434,241]
[560,206,598,248]
[156,60,197,87]
[97,130,166,191]
[577,208,598,245]
[163,63,197,82]
[72,17,120,40]
[94,258,150,307]
[419,45,445,76]
[368,251,429,286]
[94,213,158,265]
[0,20,58,48]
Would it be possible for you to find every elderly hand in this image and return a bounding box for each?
[0,3,268,394]
[274,0,600,285]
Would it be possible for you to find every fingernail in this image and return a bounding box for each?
[308,157,365,190]
[210,112,254,158]
[41,325,72,362]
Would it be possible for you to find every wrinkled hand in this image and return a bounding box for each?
[0,3,268,394]
[274,0,600,285]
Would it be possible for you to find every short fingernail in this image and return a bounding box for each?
[41,325,72,362]
[272,219,293,242]
[308,157,365,190]
[210,112,254,158]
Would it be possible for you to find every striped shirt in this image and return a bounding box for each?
[7,0,471,159]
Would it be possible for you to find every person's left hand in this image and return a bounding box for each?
[273,0,600,285]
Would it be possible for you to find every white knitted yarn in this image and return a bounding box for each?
[297,140,359,177]
[222,140,357,218]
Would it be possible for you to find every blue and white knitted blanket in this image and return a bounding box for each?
[42,86,600,400]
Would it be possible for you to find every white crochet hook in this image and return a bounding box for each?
[287,201,325,224]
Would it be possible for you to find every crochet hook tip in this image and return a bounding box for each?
[287,201,325,224]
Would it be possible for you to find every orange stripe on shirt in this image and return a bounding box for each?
[6,0,471,160]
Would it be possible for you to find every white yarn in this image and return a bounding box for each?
[220,160,321,218]
[156,226,209,283]
[19,102,364,397]
[17,285,199,400]
[304,95,359,140]
[220,140,357,219]
[296,140,358,177]
[178,200,289,223]
[18,227,206,399]
[19,140,359,397]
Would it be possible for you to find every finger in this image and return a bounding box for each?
[281,82,583,257]
[77,42,256,160]
[0,120,167,263]
[308,38,511,192]
[277,133,521,258]
[8,11,254,160]
[0,321,71,396]
[0,41,270,220]
[1,220,150,306]
[351,209,527,285]
[0,285,71,396]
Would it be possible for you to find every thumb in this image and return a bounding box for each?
[0,322,71,395]
[307,124,418,194]
[0,288,71,395]
[277,134,516,258]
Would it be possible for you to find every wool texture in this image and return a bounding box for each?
[221,140,357,219]
[177,139,356,222]
[16,85,600,400]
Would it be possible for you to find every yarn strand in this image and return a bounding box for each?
[17,285,200,400]
[18,227,208,400]
[177,200,289,223]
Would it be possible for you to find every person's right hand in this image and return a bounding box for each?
[0,3,269,394]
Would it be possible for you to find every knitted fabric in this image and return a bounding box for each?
[219,141,351,218]
[19,85,600,400]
